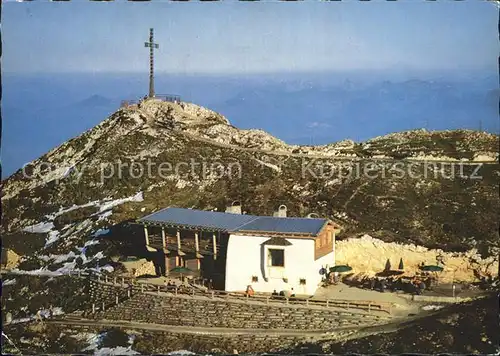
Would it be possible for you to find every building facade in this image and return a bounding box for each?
[137,205,339,295]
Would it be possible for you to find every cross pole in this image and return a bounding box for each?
[144,28,159,98]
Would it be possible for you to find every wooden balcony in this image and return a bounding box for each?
[147,234,221,256]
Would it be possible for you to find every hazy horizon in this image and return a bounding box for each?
[2,1,498,177]
[4,1,497,74]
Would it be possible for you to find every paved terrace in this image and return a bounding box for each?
[88,274,395,316]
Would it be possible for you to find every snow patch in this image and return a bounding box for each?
[2,278,16,286]
[422,304,445,311]
[23,221,54,233]
[38,252,76,264]
[254,158,281,172]
[82,332,139,356]
[46,200,99,220]
[85,238,101,246]
[98,211,113,220]
[7,307,64,325]
[98,192,144,213]
[45,230,61,247]
[94,347,139,356]
[167,350,196,356]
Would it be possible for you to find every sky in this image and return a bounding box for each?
[3,0,498,75]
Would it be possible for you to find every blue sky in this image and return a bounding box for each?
[3,0,498,75]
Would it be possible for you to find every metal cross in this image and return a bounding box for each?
[144,28,159,98]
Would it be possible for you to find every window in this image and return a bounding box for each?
[299,279,306,285]
[268,249,285,267]
[251,276,258,282]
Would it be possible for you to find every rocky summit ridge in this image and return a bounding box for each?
[1,99,499,267]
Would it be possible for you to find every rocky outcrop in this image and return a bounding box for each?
[120,259,156,277]
[335,235,498,283]
[1,99,498,274]
[1,248,21,270]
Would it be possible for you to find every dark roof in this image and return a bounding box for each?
[138,207,258,232]
[262,237,293,246]
[236,216,326,236]
[138,207,328,236]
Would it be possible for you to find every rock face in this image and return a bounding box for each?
[120,259,156,277]
[335,235,498,283]
[1,248,21,270]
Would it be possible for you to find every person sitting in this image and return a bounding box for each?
[419,280,426,293]
[271,289,279,297]
[290,288,296,298]
[379,279,386,293]
[413,279,422,295]
[246,285,255,297]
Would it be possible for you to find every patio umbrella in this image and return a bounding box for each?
[420,265,444,272]
[329,265,353,273]
[375,270,405,277]
[169,266,194,278]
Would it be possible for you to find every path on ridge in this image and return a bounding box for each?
[47,316,363,337]
[134,107,498,165]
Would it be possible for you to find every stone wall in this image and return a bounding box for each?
[98,292,387,330]
[88,280,131,312]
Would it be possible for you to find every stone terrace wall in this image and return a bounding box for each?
[88,280,131,312]
[98,292,388,330]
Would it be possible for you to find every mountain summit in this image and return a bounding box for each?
[2,99,499,263]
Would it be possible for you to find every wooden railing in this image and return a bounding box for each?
[155,94,181,103]
[91,273,394,315]
[120,100,140,107]
[3,270,393,315]
[148,235,220,255]
[120,94,180,109]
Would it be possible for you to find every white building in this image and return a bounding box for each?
[138,204,340,296]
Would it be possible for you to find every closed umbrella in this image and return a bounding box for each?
[384,259,392,271]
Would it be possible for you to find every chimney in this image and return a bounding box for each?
[225,201,242,214]
[273,205,287,218]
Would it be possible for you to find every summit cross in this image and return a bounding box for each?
[144,28,159,98]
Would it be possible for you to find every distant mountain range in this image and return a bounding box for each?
[212,79,499,145]
[2,73,498,177]
[2,94,120,177]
